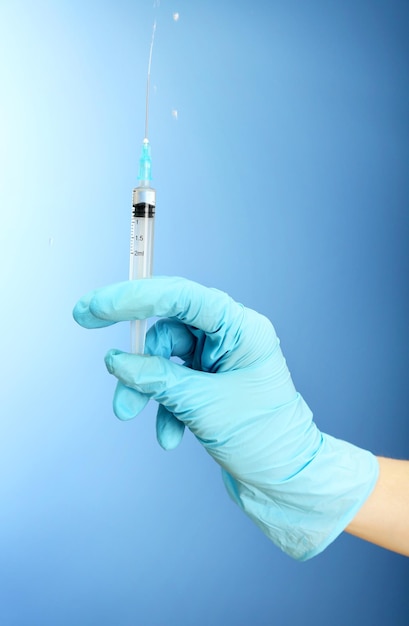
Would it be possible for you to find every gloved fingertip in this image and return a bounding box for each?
[104,349,125,375]
[72,299,85,323]
[156,406,185,451]
[72,297,95,327]
[113,395,145,421]
[113,380,149,420]
[157,429,184,451]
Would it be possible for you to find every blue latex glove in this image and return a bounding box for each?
[73,277,379,560]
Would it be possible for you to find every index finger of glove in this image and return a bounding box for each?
[74,276,244,335]
[73,287,116,329]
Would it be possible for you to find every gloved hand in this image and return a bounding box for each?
[73,276,379,560]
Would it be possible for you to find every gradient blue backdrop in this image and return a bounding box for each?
[0,1,408,624]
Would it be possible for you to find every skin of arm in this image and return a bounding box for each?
[345,457,409,556]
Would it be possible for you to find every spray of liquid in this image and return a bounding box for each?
[144,20,157,141]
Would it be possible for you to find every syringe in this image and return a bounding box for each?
[129,21,157,354]
[129,139,156,354]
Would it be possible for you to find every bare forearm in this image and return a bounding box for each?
[345,457,409,556]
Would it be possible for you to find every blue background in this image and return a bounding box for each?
[0,0,408,624]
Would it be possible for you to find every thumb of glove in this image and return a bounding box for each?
[104,348,206,422]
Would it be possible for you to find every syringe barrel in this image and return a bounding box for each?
[129,186,156,354]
